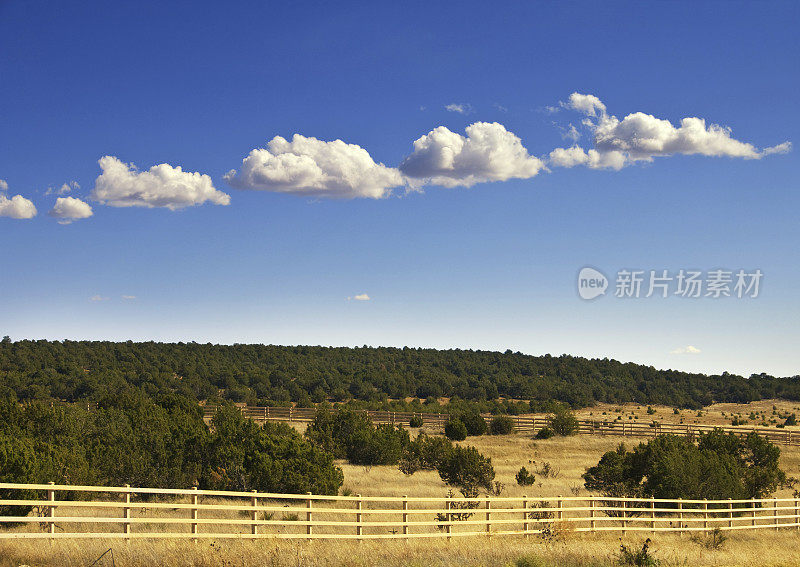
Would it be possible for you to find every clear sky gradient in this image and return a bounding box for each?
[1,1,798,377]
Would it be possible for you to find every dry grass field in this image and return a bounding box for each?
[3,403,800,567]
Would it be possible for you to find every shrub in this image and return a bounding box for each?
[206,406,344,494]
[516,466,536,486]
[489,415,515,435]
[444,418,468,441]
[785,414,797,427]
[535,426,554,439]
[550,408,579,436]
[346,423,409,466]
[437,445,495,493]
[458,409,488,436]
[583,430,786,500]
[618,539,659,566]
[409,414,424,428]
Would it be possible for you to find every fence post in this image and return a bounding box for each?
[191,486,199,542]
[356,494,363,540]
[47,481,56,539]
[752,498,757,527]
[728,498,733,529]
[523,496,529,537]
[445,495,452,540]
[485,498,491,536]
[306,492,313,539]
[794,497,799,530]
[251,490,258,536]
[623,499,630,535]
[678,498,683,536]
[650,498,655,533]
[123,484,131,540]
[703,500,708,532]
[774,497,779,531]
[589,497,595,532]
[402,495,409,537]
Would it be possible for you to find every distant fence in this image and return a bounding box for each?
[0,483,798,540]
[203,405,800,446]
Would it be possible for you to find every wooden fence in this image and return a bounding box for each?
[203,405,800,446]
[1,483,799,540]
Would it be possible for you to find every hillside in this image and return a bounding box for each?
[1,338,798,408]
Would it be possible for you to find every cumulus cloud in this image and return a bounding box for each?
[549,93,791,170]
[0,194,37,219]
[46,181,79,196]
[89,295,109,302]
[445,103,474,115]
[91,156,230,210]
[48,196,93,224]
[347,293,370,301]
[399,122,544,188]
[669,345,702,355]
[224,135,405,199]
[0,179,7,191]
[561,92,606,117]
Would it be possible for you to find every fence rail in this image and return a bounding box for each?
[202,405,800,446]
[0,483,798,541]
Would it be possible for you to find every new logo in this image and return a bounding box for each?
[578,267,608,300]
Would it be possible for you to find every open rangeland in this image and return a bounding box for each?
[2,427,800,567]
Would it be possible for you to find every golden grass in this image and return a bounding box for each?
[3,530,800,566]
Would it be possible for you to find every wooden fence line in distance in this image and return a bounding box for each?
[202,405,800,446]
[1,483,799,541]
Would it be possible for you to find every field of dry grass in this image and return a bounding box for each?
[3,406,800,566]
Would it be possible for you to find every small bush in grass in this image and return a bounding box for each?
[489,415,515,435]
[785,414,797,427]
[409,414,424,428]
[535,426,554,439]
[618,539,659,566]
[444,418,468,441]
[550,408,579,436]
[690,527,727,550]
[516,466,536,486]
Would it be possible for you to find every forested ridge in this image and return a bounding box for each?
[1,338,798,409]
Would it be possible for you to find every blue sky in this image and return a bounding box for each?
[1,1,798,377]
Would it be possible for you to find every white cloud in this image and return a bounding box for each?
[48,196,93,224]
[445,103,474,115]
[0,179,7,191]
[89,295,109,302]
[669,345,702,355]
[561,93,606,117]
[561,124,581,143]
[763,141,793,156]
[399,122,544,188]
[224,135,405,199]
[549,93,791,170]
[0,194,37,219]
[121,295,137,300]
[46,181,79,196]
[91,156,230,210]
[348,293,370,301]
[548,145,627,171]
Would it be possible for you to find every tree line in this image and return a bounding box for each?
[1,338,798,409]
